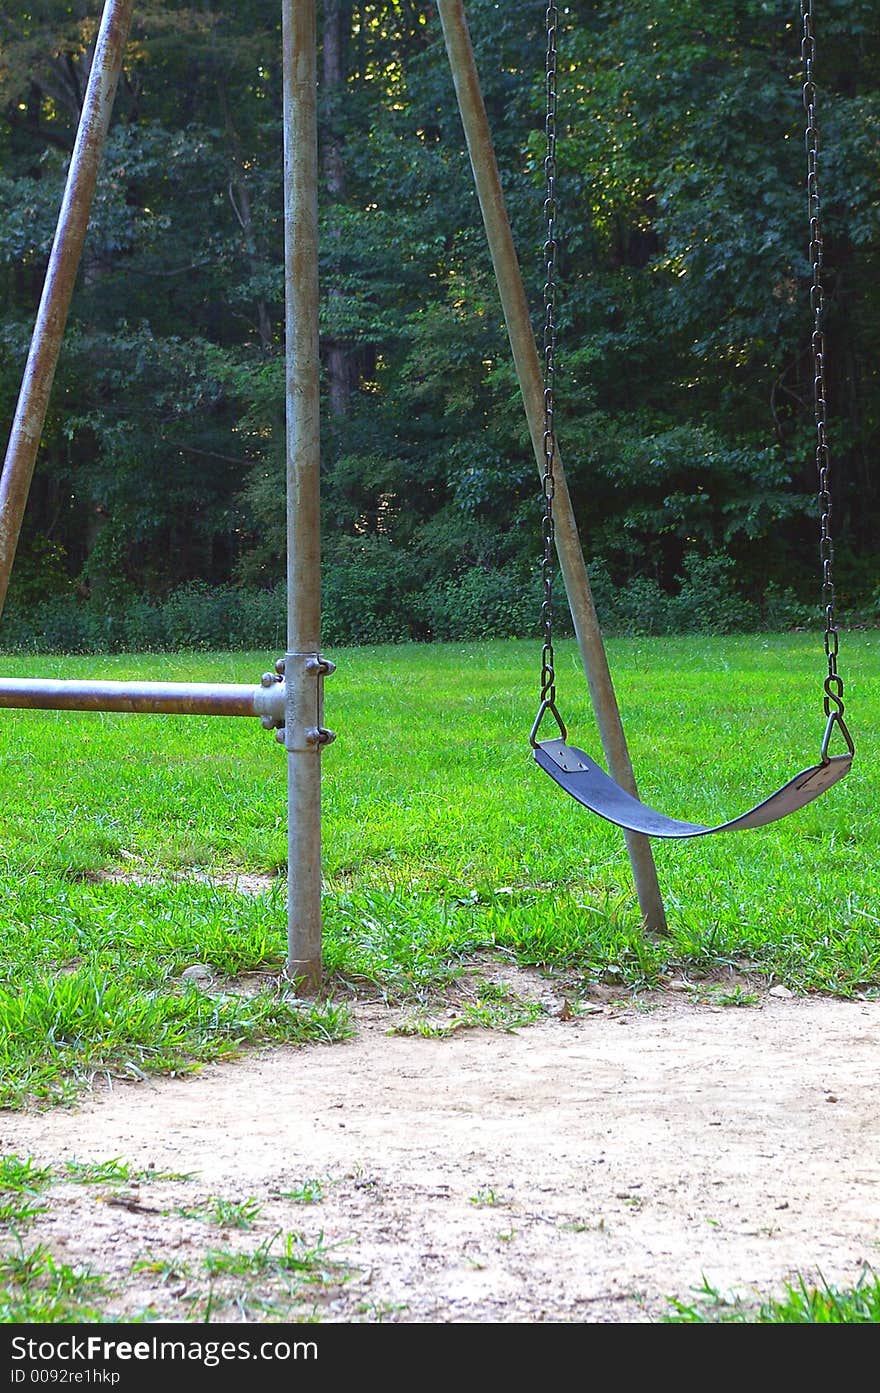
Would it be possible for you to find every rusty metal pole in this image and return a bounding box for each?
[437,0,667,933]
[0,0,135,620]
[282,0,327,989]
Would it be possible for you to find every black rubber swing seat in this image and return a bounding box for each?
[533,737,853,839]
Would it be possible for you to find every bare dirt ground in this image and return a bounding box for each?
[2,981,879,1324]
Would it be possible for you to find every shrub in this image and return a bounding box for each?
[671,552,759,634]
[608,575,677,636]
[416,565,540,640]
[762,584,818,631]
[322,536,422,645]
[0,548,848,654]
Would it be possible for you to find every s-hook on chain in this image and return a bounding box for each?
[801,0,853,761]
[531,1,566,747]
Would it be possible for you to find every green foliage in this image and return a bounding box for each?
[0,947,352,1107]
[61,1158,195,1185]
[0,563,828,653]
[0,1245,108,1323]
[201,1229,343,1290]
[415,565,540,642]
[2,536,71,609]
[673,553,759,635]
[0,583,285,654]
[322,536,422,645]
[180,1195,263,1230]
[668,1269,880,1323]
[280,1179,326,1205]
[0,2,877,624]
[0,1155,53,1229]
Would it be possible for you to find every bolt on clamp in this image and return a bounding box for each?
[272,651,337,751]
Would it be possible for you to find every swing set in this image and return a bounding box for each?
[0,2,854,983]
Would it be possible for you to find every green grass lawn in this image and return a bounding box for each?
[0,633,877,1107]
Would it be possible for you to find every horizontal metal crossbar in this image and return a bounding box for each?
[0,676,286,725]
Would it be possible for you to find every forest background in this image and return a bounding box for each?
[0,0,877,652]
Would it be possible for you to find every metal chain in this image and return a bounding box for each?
[531,2,850,759]
[532,0,566,746]
[801,1,852,759]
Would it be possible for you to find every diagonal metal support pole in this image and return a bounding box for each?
[437,0,667,933]
[0,0,135,620]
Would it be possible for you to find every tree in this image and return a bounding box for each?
[1,0,878,641]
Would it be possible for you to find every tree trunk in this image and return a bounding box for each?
[218,82,273,353]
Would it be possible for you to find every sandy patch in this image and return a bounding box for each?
[2,988,878,1322]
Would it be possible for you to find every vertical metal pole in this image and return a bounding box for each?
[282,0,324,988]
[437,0,667,933]
[0,0,135,620]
